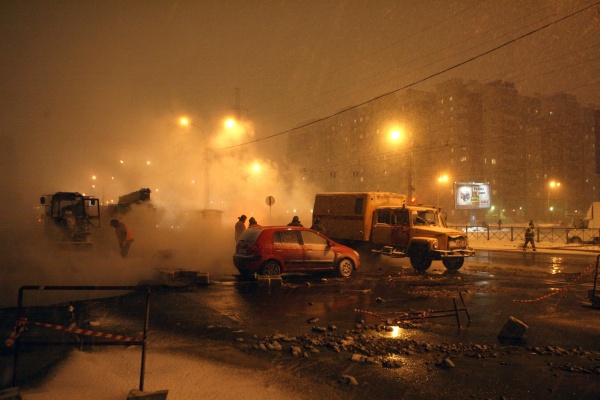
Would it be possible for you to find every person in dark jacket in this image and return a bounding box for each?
[235,215,247,242]
[523,222,536,251]
[310,217,326,234]
[287,216,303,227]
[248,217,261,228]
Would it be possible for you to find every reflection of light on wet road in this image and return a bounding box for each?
[549,256,563,274]
[383,325,403,338]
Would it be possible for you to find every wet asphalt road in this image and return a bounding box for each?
[130,250,600,399]
[3,250,600,399]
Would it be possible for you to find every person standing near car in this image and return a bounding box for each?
[110,219,134,257]
[310,217,326,235]
[235,215,247,242]
[287,216,303,227]
[248,217,261,228]
[523,221,536,251]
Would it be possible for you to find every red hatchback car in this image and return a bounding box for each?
[233,226,360,277]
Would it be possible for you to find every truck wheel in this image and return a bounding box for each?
[336,258,354,278]
[442,257,464,271]
[261,261,281,275]
[409,247,432,272]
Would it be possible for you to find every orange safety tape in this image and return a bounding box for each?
[513,262,595,303]
[5,318,142,347]
[4,318,27,347]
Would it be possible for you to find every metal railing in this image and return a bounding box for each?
[449,225,600,245]
[11,285,151,391]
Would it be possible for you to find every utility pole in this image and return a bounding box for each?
[234,87,241,120]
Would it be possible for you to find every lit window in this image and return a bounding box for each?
[384,170,388,176]
[460,156,467,162]
[491,159,497,165]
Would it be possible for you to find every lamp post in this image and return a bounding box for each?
[547,180,560,222]
[179,117,212,210]
[388,126,414,202]
[437,174,449,207]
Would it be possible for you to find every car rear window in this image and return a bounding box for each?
[238,228,263,244]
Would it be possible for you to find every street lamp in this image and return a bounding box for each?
[388,126,414,202]
[548,180,561,222]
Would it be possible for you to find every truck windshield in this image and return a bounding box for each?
[412,210,440,227]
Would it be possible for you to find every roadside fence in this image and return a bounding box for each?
[450,225,600,246]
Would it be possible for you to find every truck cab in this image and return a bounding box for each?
[313,192,474,272]
[40,192,100,243]
[370,204,474,271]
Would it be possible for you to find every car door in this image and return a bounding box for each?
[300,230,334,270]
[273,230,304,271]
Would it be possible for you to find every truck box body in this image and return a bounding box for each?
[313,192,406,242]
[584,202,600,229]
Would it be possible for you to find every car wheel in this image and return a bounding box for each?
[261,260,281,275]
[442,257,464,271]
[409,245,432,272]
[336,258,354,278]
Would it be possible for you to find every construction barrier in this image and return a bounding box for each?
[8,285,151,392]
[6,318,143,347]
[355,292,470,329]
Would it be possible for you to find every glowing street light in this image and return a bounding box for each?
[437,174,449,206]
[547,180,561,221]
[224,118,237,130]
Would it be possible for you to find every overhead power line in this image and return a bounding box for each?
[218,1,600,151]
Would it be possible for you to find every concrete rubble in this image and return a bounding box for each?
[246,320,600,376]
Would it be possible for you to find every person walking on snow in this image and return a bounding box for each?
[523,222,536,251]
[110,219,134,257]
[235,215,247,242]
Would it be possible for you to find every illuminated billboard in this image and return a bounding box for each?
[454,182,491,209]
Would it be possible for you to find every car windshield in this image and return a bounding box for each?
[238,228,262,243]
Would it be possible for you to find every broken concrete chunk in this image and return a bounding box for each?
[498,316,529,339]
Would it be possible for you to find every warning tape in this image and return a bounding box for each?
[5,318,142,347]
[513,262,595,303]
[5,318,27,347]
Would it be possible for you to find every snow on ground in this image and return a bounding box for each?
[21,347,310,400]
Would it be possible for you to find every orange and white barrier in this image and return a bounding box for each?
[5,318,142,347]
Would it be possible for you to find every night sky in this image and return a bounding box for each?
[1,0,599,220]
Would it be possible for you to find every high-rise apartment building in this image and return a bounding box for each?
[287,78,598,224]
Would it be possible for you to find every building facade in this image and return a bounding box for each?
[287,78,599,225]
